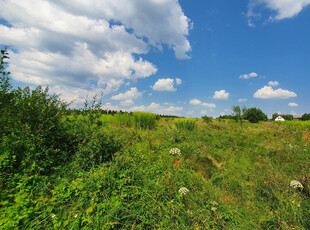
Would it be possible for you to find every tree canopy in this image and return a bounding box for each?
[244,107,268,123]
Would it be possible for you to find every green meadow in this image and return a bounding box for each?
[1,84,310,229]
[1,48,310,229]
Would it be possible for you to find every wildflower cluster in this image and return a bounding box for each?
[210,201,219,212]
[170,148,181,156]
[290,180,304,189]
[178,187,189,195]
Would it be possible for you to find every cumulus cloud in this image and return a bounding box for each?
[110,87,142,106]
[151,78,181,92]
[247,0,310,21]
[0,0,191,104]
[268,81,279,86]
[239,72,258,79]
[111,87,142,100]
[189,99,201,105]
[120,99,134,106]
[288,102,298,107]
[175,78,182,85]
[213,90,229,100]
[254,86,297,99]
[202,102,216,108]
[129,102,183,115]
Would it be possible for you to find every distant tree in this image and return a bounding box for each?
[201,115,212,123]
[244,107,267,123]
[218,115,235,120]
[281,114,293,121]
[232,105,247,128]
[301,113,310,121]
[272,113,279,120]
[272,113,293,121]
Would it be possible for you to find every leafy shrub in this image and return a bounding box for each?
[244,107,268,123]
[0,49,73,182]
[201,115,212,123]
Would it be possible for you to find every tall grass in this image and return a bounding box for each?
[175,118,197,131]
[133,112,157,129]
[113,113,134,127]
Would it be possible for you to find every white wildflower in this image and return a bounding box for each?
[290,180,303,189]
[74,214,78,218]
[178,187,189,195]
[170,148,181,156]
[51,214,56,218]
[211,201,218,206]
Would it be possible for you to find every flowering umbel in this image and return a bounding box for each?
[290,180,304,189]
[170,148,181,156]
[178,187,189,195]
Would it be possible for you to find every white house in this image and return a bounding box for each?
[275,116,285,121]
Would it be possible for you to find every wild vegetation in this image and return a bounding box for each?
[1,48,310,229]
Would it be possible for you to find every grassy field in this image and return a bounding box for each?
[1,110,310,229]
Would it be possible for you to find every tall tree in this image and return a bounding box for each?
[232,105,247,129]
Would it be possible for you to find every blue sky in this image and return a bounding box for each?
[1,0,309,118]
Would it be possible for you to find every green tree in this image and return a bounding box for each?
[244,107,268,123]
[301,113,310,121]
[232,105,247,128]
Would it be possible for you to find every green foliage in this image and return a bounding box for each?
[232,105,247,128]
[244,107,268,123]
[133,112,157,129]
[175,118,197,131]
[0,49,72,183]
[301,113,310,121]
[113,112,134,127]
[273,113,294,121]
[201,115,212,123]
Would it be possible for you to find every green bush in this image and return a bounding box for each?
[244,107,268,123]
[201,115,212,123]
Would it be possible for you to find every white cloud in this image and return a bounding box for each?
[268,81,279,86]
[175,78,182,85]
[151,78,181,92]
[213,90,229,100]
[0,0,191,105]
[189,99,201,105]
[254,86,297,99]
[129,102,183,115]
[120,99,134,106]
[202,102,216,108]
[239,72,258,79]
[288,102,298,107]
[248,20,256,28]
[247,0,310,21]
[111,87,142,100]
[238,98,247,102]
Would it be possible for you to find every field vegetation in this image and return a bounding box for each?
[1,48,310,229]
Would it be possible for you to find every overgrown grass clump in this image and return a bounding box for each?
[175,118,197,131]
[133,112,158,129]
